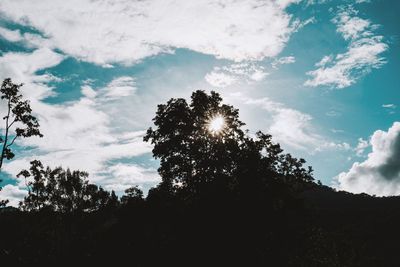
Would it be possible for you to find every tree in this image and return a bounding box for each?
[121,186,144,205]
[18,160,118,212]
[144,90,313,199]
[0,78,43,170]
[144,90,244,195]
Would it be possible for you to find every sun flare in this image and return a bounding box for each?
[207,114,225,135]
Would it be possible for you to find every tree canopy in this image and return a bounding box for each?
[17,160,118,212]
[144,90,314,200]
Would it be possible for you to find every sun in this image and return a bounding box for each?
[207,114,225,135]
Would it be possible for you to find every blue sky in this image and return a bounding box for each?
[0,0,399,205]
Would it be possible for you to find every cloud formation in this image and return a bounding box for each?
[4,77,154,182]
[355,137,369,157]
[0,0,301,65]
[98,163,160,193]
[0,49,159,205]
[382,104,396,115]
[271,56,296,69]
[0,184,27,207]
[230,94,350,152]
[0,48,65,100]
[336,122,400,196]
[205,63,268,88]
[0,26,52,49]
[305,6,388,88]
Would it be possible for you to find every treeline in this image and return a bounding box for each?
[0,84,399,266]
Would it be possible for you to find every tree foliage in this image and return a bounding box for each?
[0,78,43,170]
[144,90,313,199]
[18,160,118,212]
[121,185,144,205]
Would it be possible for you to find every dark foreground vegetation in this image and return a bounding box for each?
[1,88,399,266]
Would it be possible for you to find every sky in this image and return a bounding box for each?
[0,0,399,206]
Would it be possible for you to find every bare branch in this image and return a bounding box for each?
[7,116,17,130]
[6,135,18,149]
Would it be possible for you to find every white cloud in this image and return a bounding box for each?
[332,7,372,40]
[355,137,369,156]
[331,128,344,134]
[4,82,152,178]
[316,55,333,67]
[0,49,65,127]
[0,48,65,99]
[102,77,137,99]
[0,26,54,49]
[316,141,351,151]
[238,95,350,152]
[0,184,27,207]
[306,0,330,5]
[382,104,396,114]
[271,56,296,69]
[382,104,396,109]
[0,27,24,42]
[355,0,371,4]
[336,122,400,196]
[267,106,321,150]
[249,69,268,82]
[205,72,237,88]
[81,85,97,98]
[305,6,388,89]
[97,163,160,193]
[325,110,341,117]
[0,0,301,65]
[205,63,268,87]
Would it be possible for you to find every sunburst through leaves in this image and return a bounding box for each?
[206,114,226,135]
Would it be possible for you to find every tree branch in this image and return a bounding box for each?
[6,135,18,148]
[0,98,11,170]
[7,116,17,130]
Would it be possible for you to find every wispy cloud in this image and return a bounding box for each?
[382,104,396,114]
[271,56,296,69]
[0,48,65,100]
[205,63,268,88]
[305,6,388,89]
[84,77,138,100]
[205,72,237,88]
[382,104,396,109]
[230,94,350,153]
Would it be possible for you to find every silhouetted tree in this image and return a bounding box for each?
[0,78,43,170]
[121,186,144,205]
[86,184,119,210]
[18,160,118,212]
[144,91,245,195]
[144,90,313,200]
